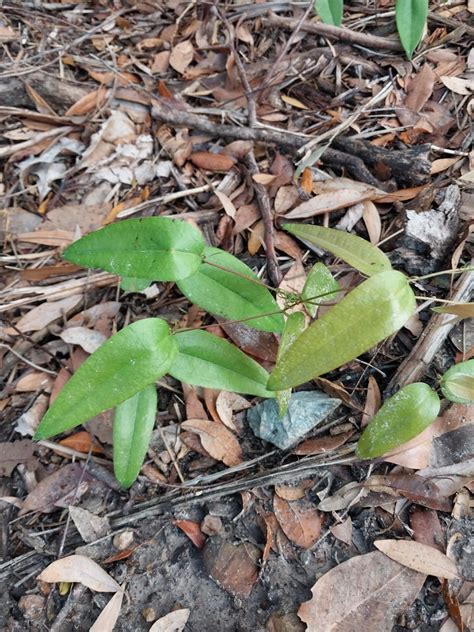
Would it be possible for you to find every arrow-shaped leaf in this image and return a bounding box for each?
[177,247,284,333]
[268,271,416,390]
[169,329,273,397]
[284,223,392,277]
[34,318,177,439]
[356,383,441,459]
[64,217,204,281]
[113,385,158,488]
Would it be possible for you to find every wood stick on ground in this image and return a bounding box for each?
[265,12,403,52]
[245,151,282,286]
[386,262,474,394]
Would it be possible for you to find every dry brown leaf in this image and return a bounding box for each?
[65,87,108,116]
[174,519,206,549]
[273,495,322,549]
[149,609,191,632]
[247,219,265,255]
[37,554,121,592]
[169,40,194,74]
[190,152,236,173]
[90,588,124,632]
[362,375,381,428]
[203,540,260,598]
[431,157,461,175]
[274,185,299,214]
[374,540,459,580]
[214,190,237,219]
[0,440,35,476]
[58,431,104,455]
[59,327,107,354]
[215,391,251,432]
[276,259,306,316]
[330,516,353,546]
[17,229,73,247]
[362,200,382,244]
[281,94,309,110]
[383,418,445,469]
[183,385,207,420]
[410,508,444,551]
[298,551,426,631]
[440,76,473,96]
[252,173,277,185]
[285,189,374,219]
[181,419,243,466]
[404,64,436,112]
[293,430,354,456]
[8,295,82,335]
[15,372,52,392]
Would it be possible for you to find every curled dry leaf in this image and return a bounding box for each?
[190,152,236,173]
[89,587,124,632]
[362,200,382,244]
[374,540,459,580]
[215,391,251,432]
[37,554,121,592]
[174,519,206,549]
[149,608,191,632]
[181,419,243,466]
[298,551,426,631]
[273,495,322,549]
[169,40,194,74]
[362,375,381,428]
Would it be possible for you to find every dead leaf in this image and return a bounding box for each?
[90,588,124,632]
[37,554,121,592]
[362,200,382,244]
[293,430,354,456]
[383,418,445,469]
[183,385,207,420]
[362,376,381,428]
[215,391,251,432]
[431,158,461,175]
[274,186,300,214]
[0,440,35,476]
[9,295,82,334]
[15,394,49,437]
[190,152,236,173]
[69,506,110,543]
[410,508,444,551]
[169,40,194,74]
[330,517,353,546]
[247,219,265,255]
[374,540,459,580]
[404,65,436,112]
[181,419,243,466]
[214,190,237,218]
[276,259,306,316]
[365,473,451,512]
[203,539,260,598]
[273,495,322,549]
[174,519,206,549]
[219,320,278,363]
[433,303,474,319]
[0,26,18,42]
[252,173,277,185]
[282,94,309,110]
[285,189,376,219]
[65,87,109,116]
[440,76,473,96]
[17,229,73,247]
[149,609,191,632]
[15,372,52,393]
[300,168,313,194]
[299,551,425,631]
[59,327,107,353]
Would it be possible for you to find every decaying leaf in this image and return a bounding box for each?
[298,551,426,631]
[0,440,35,476]
[174,519,206,549]
[203,539,260,598]
[181,419,243,466]
[215,391,251,432]
[37,554,121,592]
[149,609,191,632]
[89,588,124,632]
[274,495,322,549]
[374,540,459,580]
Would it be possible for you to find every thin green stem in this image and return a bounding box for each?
[410,266,474,283]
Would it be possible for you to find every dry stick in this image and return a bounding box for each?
[386,261,474,394]
[265,12,403,52]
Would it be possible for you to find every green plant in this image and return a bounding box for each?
[34,217,472,487]
[314,0,429,59]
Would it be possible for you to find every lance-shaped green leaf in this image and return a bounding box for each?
[302,262,340,317]
[276,312,306,417]
[268,271,416,390]
[283,224,391,277]
[34,318,177,439]
[177,247,284,333]
[356,383,441,459]
[113,385,157,488]
[440,360,474,404]
[64,217,204,281]
[315,0,344,26]
[395,0,428,59]
[169,329,273,398]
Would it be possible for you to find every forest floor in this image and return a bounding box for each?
[0,1,473,631]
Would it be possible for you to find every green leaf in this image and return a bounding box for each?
[284,224,392,277]
[432,303,474,320]
[113,385,157,488]
[34,318,177,439]
[315,0,344,26]
[356,383,441,459]
[395,0,428,59]
[275,312,306,417]
[302,262,340,317]
[177,247,284,333]
[268,270,416,390]
[440,359,474,404]
[169,329,274,397]
[64,217,204,281]
[120,277,152,292]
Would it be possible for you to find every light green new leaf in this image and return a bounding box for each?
[395,0,428,59]
[177,247,284,333]
[34,318,177,439]
[356,383,441,459]
[432,303,474,320]
[64,217,204,281]
[268,270,416,390]
[302,262,340,317]
[284,224,391,277]
[440,359,474,404]
[275,312,306,417]
[315,0,344,26]
[120,277,152,292]
[113,385,157,488]
[169,329,273,398]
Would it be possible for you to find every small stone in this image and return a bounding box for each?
[18,594,45,621]
[113,530,134,550]
[142,606,156,623]
[201,515,223,536]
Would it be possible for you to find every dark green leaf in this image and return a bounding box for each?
[284,224,392,277]
[177,247,284,333]
[120,277,152,292]
[113,385,157,488]
[276,312,306,417]
[64,217,204,281]
[356,383,441,459]
[315,0,344,26]
[268,271,416,390]
[34,318,177,439]
[169,329,273,397]
[440,359,474,404]
[302,262,340,317]
[395,0,429,59]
